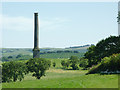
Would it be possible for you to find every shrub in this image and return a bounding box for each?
[86,54,120,74]
[26,58,50,79]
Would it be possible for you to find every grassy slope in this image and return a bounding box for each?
[2,59,118,88]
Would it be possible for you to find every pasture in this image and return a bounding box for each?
[2,58,118,88]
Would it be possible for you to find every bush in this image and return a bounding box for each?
[26,58,50,79]
[86,54,120,74]
[2,61,28,82]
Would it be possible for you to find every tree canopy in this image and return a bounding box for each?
[84,36,120,66]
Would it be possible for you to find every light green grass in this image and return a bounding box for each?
[2,69,118,88]
[2,58,118,88]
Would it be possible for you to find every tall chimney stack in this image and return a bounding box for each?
[33,13,40,58]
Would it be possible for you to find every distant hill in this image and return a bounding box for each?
[66,44,93,49]
[0,45,92,60]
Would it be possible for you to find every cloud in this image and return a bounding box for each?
[2,15,33,31]
[2,14,69,32]
[40,17,69,31]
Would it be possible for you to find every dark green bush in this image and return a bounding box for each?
[86,54,120,74]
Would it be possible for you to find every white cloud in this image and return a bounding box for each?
[2,15,33,31]
[2,15,69,32]
[40,17,69,31]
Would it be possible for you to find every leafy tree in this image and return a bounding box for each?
[53,62,56,67]
[84,36,120,66]
[69,56,79,70]
[8,56,13,59]
[26,58,50,79]
[79,58,88,69]
[61,56,79,70]
[61,60,70,69]
[2,61,28,82]
[61,60,66,66]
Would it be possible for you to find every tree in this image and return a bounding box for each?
[26,58,50,79]
[84,36,120,67]
[79,57,88,69]
[8,56,13,59]
[16,54,22,58]
[69,56,79,70]
[2,61,28,82]
[53,62,56,67]
[61,60,70,69]
[61,60,66,66]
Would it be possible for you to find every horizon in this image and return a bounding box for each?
[1,44,92,49]
[2,2,118,48]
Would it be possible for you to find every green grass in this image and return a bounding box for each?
[2,58,118,88]
[2,69,118,88]
[40,52,84,59]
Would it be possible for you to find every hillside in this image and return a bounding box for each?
[0,45,91,60]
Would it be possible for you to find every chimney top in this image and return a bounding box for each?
[34,13,38,15]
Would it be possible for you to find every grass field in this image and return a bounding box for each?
[2,69,118,88]
[2,59,118,88]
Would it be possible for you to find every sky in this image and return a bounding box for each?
[2,2,118,48]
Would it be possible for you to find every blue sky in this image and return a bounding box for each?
[2,2,118,48]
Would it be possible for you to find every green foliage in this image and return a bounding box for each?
[79,58,88,69]
[26,58,50,79]
[87,54,120,74]
[2,61,28,82]
[69,56,79,70]
[53,62,56,67]
[61,56,80,70]
[8,56,13,59]
[2,57,9,62]
[84,36,120,66]
[61,60,70,69]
